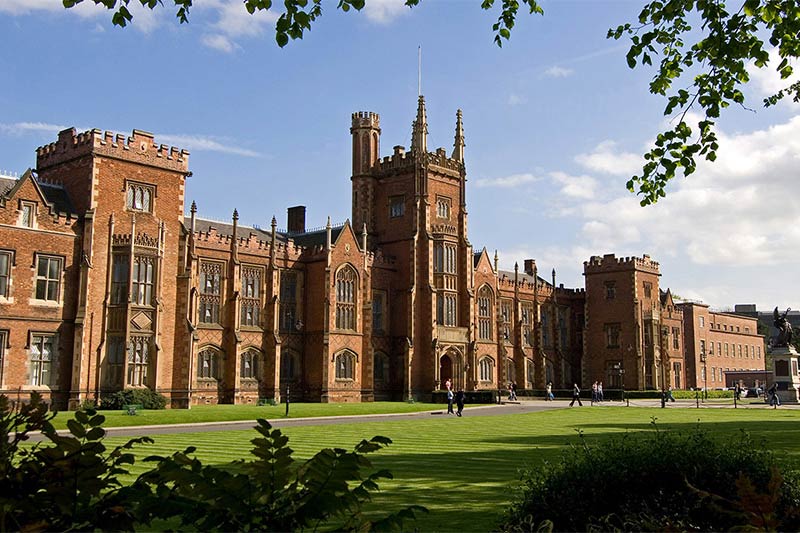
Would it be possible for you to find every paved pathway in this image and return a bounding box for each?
[28,397,798,441]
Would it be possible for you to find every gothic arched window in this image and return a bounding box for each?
[335,265,357,331]
[335,350,356,380]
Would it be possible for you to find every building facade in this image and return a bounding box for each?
[679,303,765,390]
[0,98,764,408]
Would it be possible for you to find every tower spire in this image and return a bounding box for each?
[411,95,428,154]
[452,109,465,162]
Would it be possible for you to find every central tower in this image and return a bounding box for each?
[350,97,472,399]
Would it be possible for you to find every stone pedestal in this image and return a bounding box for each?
[771,346,800,404]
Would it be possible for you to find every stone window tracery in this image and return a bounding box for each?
[199,261,223,324]
[127,336,150,386]
[335,350,356,380]
[335,266,357,331]
[479,356,494,382]
[131,256,155,306]
[126,182,154,213]
[477,286,493,340]
[241,266,262,327]
[198,348,220,380]
[241,350,258,379]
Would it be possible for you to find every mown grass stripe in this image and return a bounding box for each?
[99,407,800,532]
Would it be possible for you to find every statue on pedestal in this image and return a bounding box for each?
[773,307,793,347]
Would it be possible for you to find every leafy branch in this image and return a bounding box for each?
[63,0,544,48]
[609,0,800,205]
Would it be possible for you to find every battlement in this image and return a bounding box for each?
[36,128,189,173]
[428,148,463,174]
[583,253,660,274]
[351,111,380,130]
[378,149,414,173]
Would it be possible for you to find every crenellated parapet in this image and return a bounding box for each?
[584,253,660,275]
[36,128,189,173]
[428,148,463,175]
[351,111,380,131]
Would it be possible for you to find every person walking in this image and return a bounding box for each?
[598,382,604,402]
[569,383,583,407]
[666,386,676,402]
[768,382,781,408]
[509,381,518,401]
[455,389,465,416]
[546,381,554,401]
[591,381,598,405]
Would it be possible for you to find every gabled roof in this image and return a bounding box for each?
[1,169,78,216]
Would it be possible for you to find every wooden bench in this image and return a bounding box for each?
[123,404,143,415]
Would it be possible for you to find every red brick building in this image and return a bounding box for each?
[0,97,764,408]
[679,303,764,390]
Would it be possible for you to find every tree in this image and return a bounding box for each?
[64,0,800,206]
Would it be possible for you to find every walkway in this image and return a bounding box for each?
[28,397,798,441]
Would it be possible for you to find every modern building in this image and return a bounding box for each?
[0,98,765,409]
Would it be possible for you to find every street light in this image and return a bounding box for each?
[700,351,708,403]
[613,362,627,406]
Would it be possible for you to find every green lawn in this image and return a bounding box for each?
[100,406,800,532]
[48,402,447,429]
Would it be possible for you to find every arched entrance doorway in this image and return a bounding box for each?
[439,348,464,390]
[439,354,453,389]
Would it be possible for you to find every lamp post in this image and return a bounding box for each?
[613,362,626,406]
[700,351,707,403]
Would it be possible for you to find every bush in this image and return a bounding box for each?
[498,421,800,532]
[0,392,425,532]
[100,388,168,410]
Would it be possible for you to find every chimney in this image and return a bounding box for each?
[524,259,536,276]
[287,205,306,233]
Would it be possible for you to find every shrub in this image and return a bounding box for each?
[0,393,425,532]
[100,388,168,410]
[498,421,800,532]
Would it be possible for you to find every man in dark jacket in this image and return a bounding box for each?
[569,383,583,407]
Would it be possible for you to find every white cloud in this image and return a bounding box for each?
[575,140,641,175]
[747,47,800,100]
[195,0,279,52]
[0,122,261,157]
[543,66,573,78]
[550,171,598,199]
[567,116,800,266]
[0,0,161,32]
[475,173,539,188]
[363,0,409,23]
[0,122,67,136]
[202,33,238,54]
[156,133,262,157]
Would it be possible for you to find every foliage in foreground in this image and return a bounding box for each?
[498,420,800,532]
[0,393,425,532]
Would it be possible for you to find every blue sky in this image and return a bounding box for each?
[1,0,798,310]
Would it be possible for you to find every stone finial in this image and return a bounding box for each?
[494,250,499,273]
[190,200,197,214]
[232,209,239,221]
[271,216,277,228]
[452,109,465,162]
[411,95,428,155]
